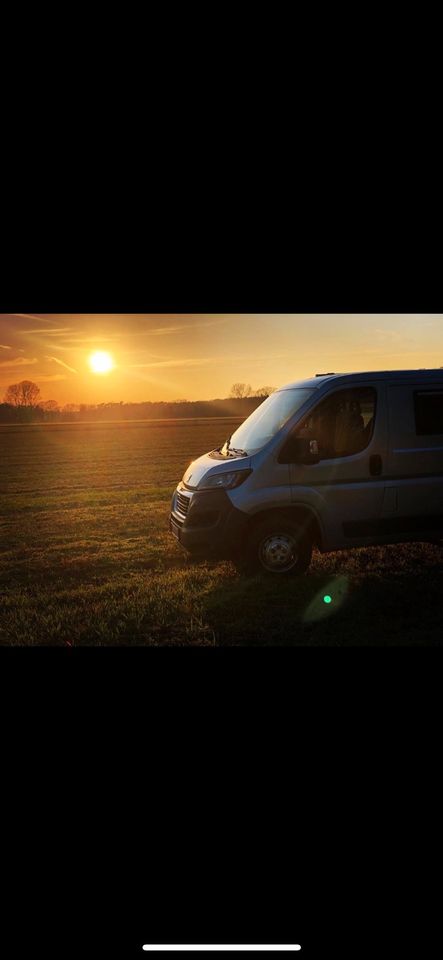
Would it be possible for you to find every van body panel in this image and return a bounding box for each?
[169,370,443,565]
[170,487,249,558]
[228,473,292,516]
[286,380,388,548]
[292,480,386,549]
[181,450,250,491]
[386,381,443,531]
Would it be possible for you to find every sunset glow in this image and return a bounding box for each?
[0,314,442,406]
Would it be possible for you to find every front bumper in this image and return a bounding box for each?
[169,485,249,559]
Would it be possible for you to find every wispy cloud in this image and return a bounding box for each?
[64,337,119,344]
[0,356,38,367]
[65,330,201,344]
[374,328,405,343]
[138,326,189,337]
[130,358,215,369]
[45,355,78,374]
[128,352,287,370]
[9,314,45,322]
[63,318,230,343]
[0,344,12,350]
[21,327,73,335]
[127,318,229,337]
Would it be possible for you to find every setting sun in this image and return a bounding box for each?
[88,350,114,374]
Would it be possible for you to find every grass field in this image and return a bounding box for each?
[1,419,442,645]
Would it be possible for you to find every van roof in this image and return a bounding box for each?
[278,369,443,391]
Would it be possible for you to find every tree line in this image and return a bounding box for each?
[0,381,276,424]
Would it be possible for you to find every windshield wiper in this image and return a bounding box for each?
[225,436,248,457]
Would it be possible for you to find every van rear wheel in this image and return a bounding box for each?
[238,516,313,576]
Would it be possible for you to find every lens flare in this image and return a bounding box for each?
[303,576,348,623]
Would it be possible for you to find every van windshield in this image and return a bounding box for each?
[223,388,315,456]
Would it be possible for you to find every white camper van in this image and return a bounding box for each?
[169,370,443,574]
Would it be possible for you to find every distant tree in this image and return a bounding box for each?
[0,403,17,423]
[60,403,80,422]
[79,403,96,416]
[38,400,60,421]
[230,383,252,399]
[4,380,41,407]
[254,385,277,397]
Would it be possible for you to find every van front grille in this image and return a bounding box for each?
[176,492,191,517]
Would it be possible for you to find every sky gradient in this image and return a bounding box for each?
[0,314,442,405]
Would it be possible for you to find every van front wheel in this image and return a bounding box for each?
[239,516,313,576]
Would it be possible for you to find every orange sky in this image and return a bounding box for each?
[0,314,442,405]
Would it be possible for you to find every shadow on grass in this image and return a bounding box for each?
[1,541,442,646]
[198,546,443,646]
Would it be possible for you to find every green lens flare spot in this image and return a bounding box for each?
[303,577,347,623]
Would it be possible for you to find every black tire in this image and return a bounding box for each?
[237,515,313,576]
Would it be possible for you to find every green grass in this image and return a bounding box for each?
[1,419,442,645]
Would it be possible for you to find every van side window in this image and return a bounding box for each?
[296,387,376,459]
[414,390,443,436]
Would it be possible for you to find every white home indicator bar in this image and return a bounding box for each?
[142,948,301,953]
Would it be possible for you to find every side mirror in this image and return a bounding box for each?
[278,436,321,465]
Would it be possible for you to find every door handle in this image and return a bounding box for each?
[369,454,382,476]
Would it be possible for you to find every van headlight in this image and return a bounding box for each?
[197,469,252,490]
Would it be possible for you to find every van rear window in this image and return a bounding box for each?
[414,390,443,435]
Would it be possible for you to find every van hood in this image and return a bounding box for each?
[182,450,250,490]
